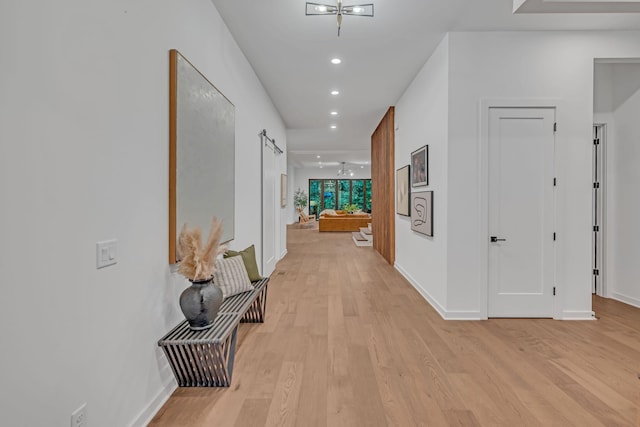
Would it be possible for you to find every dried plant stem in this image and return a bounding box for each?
[177,217,224,281]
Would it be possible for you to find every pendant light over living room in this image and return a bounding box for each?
[338,161,354,177]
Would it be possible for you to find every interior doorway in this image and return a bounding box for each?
[487,106,556,318]
[593,60,640,309]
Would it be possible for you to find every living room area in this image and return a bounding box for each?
[288,160,374,245]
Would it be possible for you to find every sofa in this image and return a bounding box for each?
[318,210,372,232]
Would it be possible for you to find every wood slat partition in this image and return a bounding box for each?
[371,107,395,265]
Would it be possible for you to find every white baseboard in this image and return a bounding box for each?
[394,263,482,321]
[558,310,596,320]
[610,291,640,309]
[279,249,288,260]
[129,380,177,427]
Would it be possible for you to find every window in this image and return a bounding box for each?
[308,179,372,213]
[323,180,337,210]
[309,179,322,217]
[338,180,351,209]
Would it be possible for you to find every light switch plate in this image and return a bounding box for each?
[96,239,118,269]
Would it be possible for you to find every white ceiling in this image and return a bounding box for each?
[211,0,640,168]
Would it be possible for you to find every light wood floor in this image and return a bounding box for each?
[150,228,640,426]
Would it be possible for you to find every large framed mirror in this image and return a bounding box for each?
[169,49,235,264]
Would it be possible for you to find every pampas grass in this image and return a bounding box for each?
[177,217,226,281]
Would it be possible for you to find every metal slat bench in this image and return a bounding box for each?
[158,277,269,387]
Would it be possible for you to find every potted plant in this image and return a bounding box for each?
[294,188,308,210]
[342,203,360,214]
[177,217,227,330]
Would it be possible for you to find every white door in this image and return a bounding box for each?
[488,107,555,317]
[262,142,277,276]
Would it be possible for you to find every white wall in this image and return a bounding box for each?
[595,63,640,308]
[291,166,372,221]
[393,31,640,320]
[0,1,286,426]
[446,31,640,318]
[394,35,450,316]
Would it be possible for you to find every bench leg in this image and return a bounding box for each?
[241,283,268,323]
[161,324,239,387]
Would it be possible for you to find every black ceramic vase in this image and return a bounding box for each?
[179,278,223,331]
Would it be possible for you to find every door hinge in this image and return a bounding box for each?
[553,232,556,241]
[553,122,557,133]
[553,286,556,296]
[593,269,600,276]
[593,225,600,232]
[593,182,600,189]
[553,178,557,186]
[594,138,600,145]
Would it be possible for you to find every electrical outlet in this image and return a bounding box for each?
[71,403,87,427]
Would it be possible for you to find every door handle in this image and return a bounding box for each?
[490,236,507,243]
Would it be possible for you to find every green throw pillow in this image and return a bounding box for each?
[224,244,262,282]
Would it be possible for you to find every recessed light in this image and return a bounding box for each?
[331,90,340,96]
[360,165,364,168]
[318,161,322,164]
[331,58,341,65]
[320,166,323,168]
[330,111,338,116]
[330,125,337,129]
[317,155,321,158]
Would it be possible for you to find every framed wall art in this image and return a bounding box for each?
[411,191,433,236]
[396,165,410,216]
[411,145,428,187]
[169,49,235,264]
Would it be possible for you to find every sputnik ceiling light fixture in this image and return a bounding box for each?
[305,0,374,36]
[337,162,354,177]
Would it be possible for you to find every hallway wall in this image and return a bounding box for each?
[394,35,450,316]
[0,1,286,426]
[446,31,640,318]
[394,31,640,319]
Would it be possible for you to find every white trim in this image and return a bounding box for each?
[129,380,177,427]
[479,99,563,320]
[279,248,288,259]
[395,263,483,321]
[593,123,608,298]
[611,292,640,309]
[558,310,597,320]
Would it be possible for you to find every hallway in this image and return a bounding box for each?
[151,228,640,426]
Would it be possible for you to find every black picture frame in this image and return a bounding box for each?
[411,145,428,187]
[396,165,410,216]
[411,191,433,236]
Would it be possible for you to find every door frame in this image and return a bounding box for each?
[478,99,563,320]
[593,123,607,298]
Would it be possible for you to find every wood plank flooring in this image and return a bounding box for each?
[150,228,640,426]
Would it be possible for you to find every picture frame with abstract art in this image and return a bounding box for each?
[396,165,410,216]
[411,145,428,187]
[411,191,433,236]
[281,174,288,207]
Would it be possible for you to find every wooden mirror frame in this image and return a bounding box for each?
[169,49,235,264]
